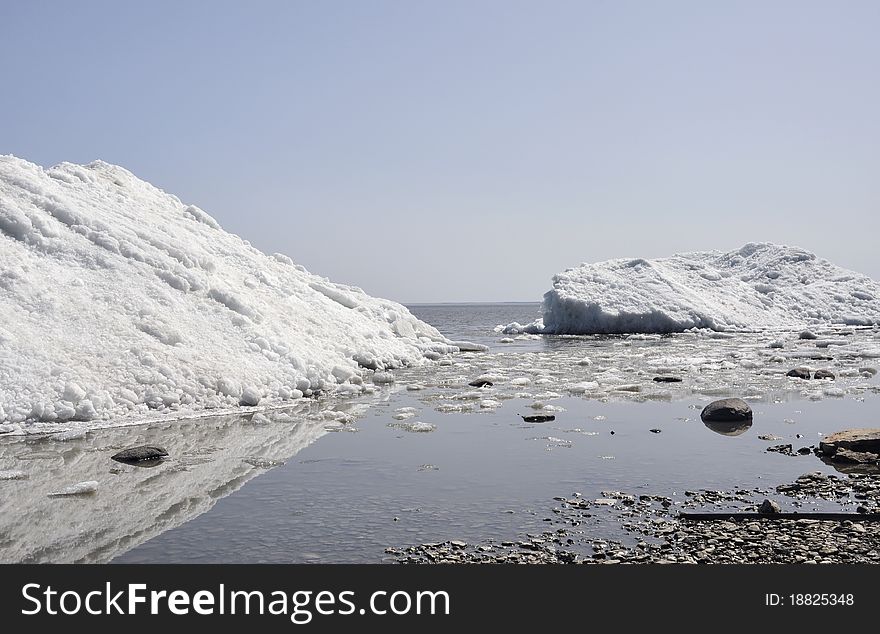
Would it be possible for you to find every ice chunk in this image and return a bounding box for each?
[531,243,880,334]
[387,421,436,433]
[48,481,98,497]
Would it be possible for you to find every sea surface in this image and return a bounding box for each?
[1,303,878,563]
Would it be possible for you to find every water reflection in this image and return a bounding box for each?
[702,418,753,437]
[0,404,341,563]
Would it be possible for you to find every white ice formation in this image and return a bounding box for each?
[0,156,483,431]
[507,243,880,335]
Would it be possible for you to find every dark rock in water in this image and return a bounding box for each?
[799,330,818,340]
[652,376,682,383]
[797,447,813,455]
[520,414,555,423]
[111,446,168,464]
[767,444,795,456]
[786,367,812,380]
[468,379,494,388]
[700,398,753,423]
[649,428,662,433]
[813,369,835,380]
[758,499,781,514]
[819,429,880,456]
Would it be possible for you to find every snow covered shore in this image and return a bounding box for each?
[505,244,880,335]
[0,156,481,432]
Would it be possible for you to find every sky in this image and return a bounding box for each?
[1,1,878,303]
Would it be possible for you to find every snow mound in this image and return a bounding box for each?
[0,155,482,429]
[517,243,880,335]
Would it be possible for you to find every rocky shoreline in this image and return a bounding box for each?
[387,473,880,564]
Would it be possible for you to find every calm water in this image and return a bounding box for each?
[112,304,876,563]
[1,304,877,563]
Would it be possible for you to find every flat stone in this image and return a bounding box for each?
[111,446,168,464]
[830,448,880,465]
[819,429,880,456]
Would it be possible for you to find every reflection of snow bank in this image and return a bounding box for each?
[509,243,880,334]
[0,156,484,431]
[0,407,328,562]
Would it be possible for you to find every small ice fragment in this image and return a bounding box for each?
[49,481,98,497]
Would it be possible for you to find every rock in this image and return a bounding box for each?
[653,376,682,383]
[468,379,494,388]
[111,445,169,464]
[767,444,795,456]
[758,434,783,441]
[787,367,812,380]
[797,447,813,455]
[813,369,835,380]
[819,429,880,456]
[700,398,753,423]
[768,340,785,349]
[799,331,818,340]
[520,414,555,423]
[830,448,880,464]
[758,499,781,514]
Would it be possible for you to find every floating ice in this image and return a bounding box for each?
[387,421,436,433]
[392,407,418,420]
[510,243,880,334]
[0,156,478,429]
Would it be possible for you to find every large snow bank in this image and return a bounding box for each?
[517,243,880,335]
[0,155,481,430]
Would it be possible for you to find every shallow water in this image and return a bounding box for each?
[1,304,878,563]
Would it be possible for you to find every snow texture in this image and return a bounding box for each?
[519,243,880,335]
[0,156,483,430]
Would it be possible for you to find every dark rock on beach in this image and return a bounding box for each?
[111,446,168,464]
[758,499,781,514]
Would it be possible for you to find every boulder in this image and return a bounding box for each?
[813,369,835,380]
[700,398,753,423]
[799,331,818,340]
[819,429,880,456]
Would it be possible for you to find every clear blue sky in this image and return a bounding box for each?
[2,1,878,302]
